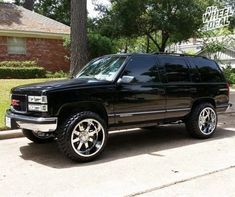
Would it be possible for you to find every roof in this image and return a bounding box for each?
[0,3,70,39]
[197,47,235,61]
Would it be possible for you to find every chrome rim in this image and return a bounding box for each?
[198,107,217,135]
[71,118,105,157]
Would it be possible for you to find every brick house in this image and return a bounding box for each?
[0,3,70,71]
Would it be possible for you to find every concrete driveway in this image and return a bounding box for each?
[0,93,235,197]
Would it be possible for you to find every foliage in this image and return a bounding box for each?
[46,70,68,78]
[183,50,197,55]
[223,64,235,84]
[0,61,38,68]
[0,61,46,79]
[95,0,213,52]
[88,33,115,59]
[198,29,234,61]
[14,0,70,25]
[0,67,46,79]
[0,61,68,79]
[203,42,225,54]
[64,33,116,61]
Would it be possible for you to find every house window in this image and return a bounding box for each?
[7,38,26,55]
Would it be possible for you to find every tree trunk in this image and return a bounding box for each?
[124,39,128,53]
[23,0,34,10]
[70,0,88,77]
[159,31,169,52]
[146,32,161,52]
[146,35,150,53]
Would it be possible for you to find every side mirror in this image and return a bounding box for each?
[117,75,135,84]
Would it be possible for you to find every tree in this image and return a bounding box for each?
[15,0,34,10]
[14,0,70,25]
[70,0,88,76]
[96,0,214,52]
[35,0,70,25]
[64,33,116,61]
[23,0,34,10]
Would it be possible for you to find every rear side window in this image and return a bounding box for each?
[192,57,224,82]
[158,56,190,82]
[123,55,160,83]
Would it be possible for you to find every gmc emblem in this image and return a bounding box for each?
[11,99,20,106]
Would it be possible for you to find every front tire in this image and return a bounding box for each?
[56,111,108,162]
[185,103,217,139]
[22,129,54,143]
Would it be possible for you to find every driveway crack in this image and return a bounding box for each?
[126,165,235,197]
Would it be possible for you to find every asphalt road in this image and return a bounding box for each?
[0,92,235,197]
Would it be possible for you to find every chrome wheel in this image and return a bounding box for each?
[71,118,105,157]
[198,107,217,135]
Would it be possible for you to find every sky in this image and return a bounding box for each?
[3,0,110,18]
[88,0,110,18]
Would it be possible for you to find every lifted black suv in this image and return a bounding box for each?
[6,53,230,162]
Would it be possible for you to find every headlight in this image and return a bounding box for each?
[28,96,47,104]
[28,95,48,112]
[28,104,48,112]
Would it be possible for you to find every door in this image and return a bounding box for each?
[114,54,166,125]
[157,55,193,118]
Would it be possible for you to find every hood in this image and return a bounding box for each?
[12,78,111,94]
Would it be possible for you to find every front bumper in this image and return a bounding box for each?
[5,110,57,132]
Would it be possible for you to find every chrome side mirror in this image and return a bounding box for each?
[117,75,135,84]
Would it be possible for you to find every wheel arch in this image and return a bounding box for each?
[191,98,216,112]
[57,101,108,125]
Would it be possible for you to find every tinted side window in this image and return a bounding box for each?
[123,55,160,83]
[158,56,190,82]
[192,57,224,82]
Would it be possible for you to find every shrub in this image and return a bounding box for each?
[88,33,115,59]
[0,61,38,68]
[223,65,235,84]
[0,67,46,79]
[0,61,68,79]
[64,33,116,60]
[46,70,68,78]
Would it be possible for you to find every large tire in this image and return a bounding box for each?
[56,111,108,162]
[185,103,217,139]
[22,129,54,143]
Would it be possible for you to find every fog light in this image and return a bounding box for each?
[28,104,48,112]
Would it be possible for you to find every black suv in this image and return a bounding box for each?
[6,53,230,162]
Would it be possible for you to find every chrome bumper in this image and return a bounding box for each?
[5,110,57,132]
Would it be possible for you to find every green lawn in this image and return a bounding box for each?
[0,78,61,130]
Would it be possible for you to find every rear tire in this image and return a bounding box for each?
[185,103,217,139]
[22,129,54,143]
[56,111,108,162]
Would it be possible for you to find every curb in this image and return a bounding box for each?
[0,129,23,140]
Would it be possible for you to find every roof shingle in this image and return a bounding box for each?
[0,3,70,35]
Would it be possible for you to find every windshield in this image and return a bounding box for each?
[76,56,127,81]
